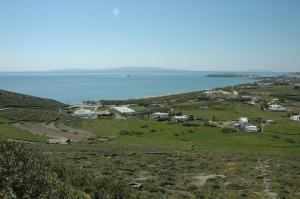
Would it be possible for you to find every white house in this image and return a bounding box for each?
[172,115,189,123]
[239,117,249,128]
[245,125,259,133]
[113,106,135,114]
[237,117,259,133]
[150,112,169,120]
[73,109,98,118]
[290,115,300,122]
[268,104,287,112]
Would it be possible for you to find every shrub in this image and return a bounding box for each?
[221,127,237,134]
[0,139,80,198]
[0,139,142,199]
[182,123,199,127]
[119,130,131,136]
[131,131,143,136]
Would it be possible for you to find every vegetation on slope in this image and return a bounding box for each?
[0,139,142,199]
[0,89,66,108]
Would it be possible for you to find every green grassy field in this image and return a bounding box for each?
[78,117,300,155]
[1,84,300,198]
[0,123,47,142]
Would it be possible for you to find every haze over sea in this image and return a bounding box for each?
[0,69,283,104]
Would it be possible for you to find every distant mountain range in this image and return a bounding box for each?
[0,67,296,73]
[50,67,186,73]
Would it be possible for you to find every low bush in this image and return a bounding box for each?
[182,123,199,127]
[0,139,80,198]
[221,127,237,134]
[0,139,142,199]
[119,130,131,135]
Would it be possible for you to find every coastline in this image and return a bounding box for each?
[0,72,256,104]
[93,80,258,105]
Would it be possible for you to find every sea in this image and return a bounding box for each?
[0,70,284,104]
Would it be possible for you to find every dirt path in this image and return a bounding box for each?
[257,159,278,199]
[7,139,35,144]
[13,122,94,142]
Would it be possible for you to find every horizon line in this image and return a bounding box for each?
[0,66,296,73]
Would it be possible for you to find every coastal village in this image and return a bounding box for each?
[0,73,300,198]
[66,75,300,142]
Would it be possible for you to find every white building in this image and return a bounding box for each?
[239,117,249,128]
[290,115,300,122]
[237,117,259,133]
[172,115,189,123]
[113,106,135,114]
[245,125,259,133]
[73,109,98,118]
[268,104,287,112]
[150,112,169,120]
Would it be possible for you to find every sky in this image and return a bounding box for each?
[0,0,299,72]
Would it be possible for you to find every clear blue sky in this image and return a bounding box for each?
[0,0,299,72]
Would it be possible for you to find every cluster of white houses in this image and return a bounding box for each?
[73,109,112,119]
[204,89,239,98]
[150,112,190,123]
[72,105,137,119]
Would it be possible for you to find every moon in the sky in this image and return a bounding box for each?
[113,8,120,16]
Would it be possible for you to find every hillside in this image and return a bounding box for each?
[0,90,66,108]
[0,139,139,198]
[0,80,299,198]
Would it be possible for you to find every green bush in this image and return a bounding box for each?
[182,123,199,127]
[0,139,142,199]
[221,127,237,134]
[0,139,80,198]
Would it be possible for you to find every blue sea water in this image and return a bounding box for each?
[0,70,278,104]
